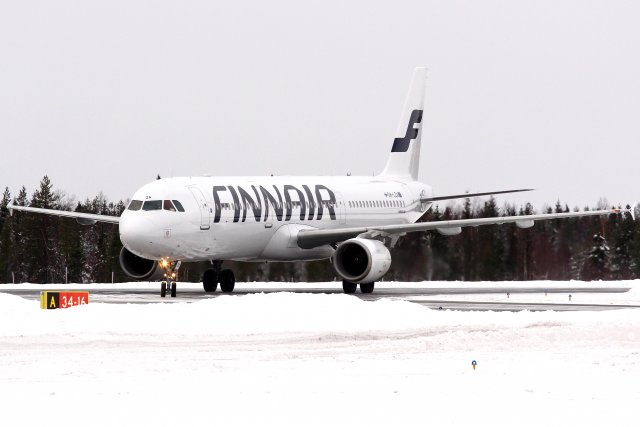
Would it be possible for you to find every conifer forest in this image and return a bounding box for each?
[1,176,638,284]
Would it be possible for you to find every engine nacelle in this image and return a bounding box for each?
[332,238,391,284]
[119,247,158,280]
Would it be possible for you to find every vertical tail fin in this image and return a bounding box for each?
[379,67,427,180]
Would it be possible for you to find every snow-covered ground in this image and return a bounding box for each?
[1,281,640,426]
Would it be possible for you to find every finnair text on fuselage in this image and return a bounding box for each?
[212,184,337,223]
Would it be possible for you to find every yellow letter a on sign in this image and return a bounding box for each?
[49,296,56,308]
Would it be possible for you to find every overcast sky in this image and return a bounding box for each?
[1,0,638,211]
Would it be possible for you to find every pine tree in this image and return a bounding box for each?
[547,201,571,279]
[609,206,635,279]
[477,197,506,280]
[27,176,61,283]
[10,187,29,282]
[581,233,611,281]
[503,203,518,280]
[0,188,12,282]
[461,197,477,280]
[0,187,10,222]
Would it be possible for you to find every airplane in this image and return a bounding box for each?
[8,68,633,297]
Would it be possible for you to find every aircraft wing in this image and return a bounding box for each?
[296,207,633,249]
[8,204,121,225]
[421,188,533,203]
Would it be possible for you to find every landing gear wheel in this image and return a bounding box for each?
[170,281,177,298]
[220,269,235,293]
[360,282,375,294]
[342,280,357,294]
[161,281,167,298]
[203,269,218,292]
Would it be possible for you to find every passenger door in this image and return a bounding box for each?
[188,186,211,230]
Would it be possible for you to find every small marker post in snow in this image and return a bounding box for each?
[472,360,477,370]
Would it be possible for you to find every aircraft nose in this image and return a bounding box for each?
[119,213,157,257]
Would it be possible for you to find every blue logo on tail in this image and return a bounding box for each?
[391,109,423,153]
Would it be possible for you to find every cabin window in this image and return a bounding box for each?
[128,200,143,211]
[142,200,162,211]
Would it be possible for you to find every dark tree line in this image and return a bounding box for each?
[1,176,638,284]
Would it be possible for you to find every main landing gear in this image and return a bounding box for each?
[203,261,236,293]
[159,258,181,298]
[342,280,375,294]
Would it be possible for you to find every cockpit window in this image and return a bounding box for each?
[128,200,143,211]
[172,200,185,212]
[163,200,176,211]
[142,200,162,211]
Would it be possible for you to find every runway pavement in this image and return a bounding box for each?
[2,285,637,311]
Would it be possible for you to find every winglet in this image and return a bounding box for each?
[611,204,636,221]
[7,203,14,217]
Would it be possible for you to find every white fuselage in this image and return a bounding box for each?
[119,176,432,262]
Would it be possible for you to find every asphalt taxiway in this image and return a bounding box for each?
[2,285,637,312]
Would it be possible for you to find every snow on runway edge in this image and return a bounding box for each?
[1,282,640,426]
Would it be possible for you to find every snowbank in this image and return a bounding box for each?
[1,286,639,426]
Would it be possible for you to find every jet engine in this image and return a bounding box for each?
[332,238,391,283]
[119,247,158,280]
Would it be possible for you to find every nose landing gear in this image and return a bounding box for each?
[159,258,181,298]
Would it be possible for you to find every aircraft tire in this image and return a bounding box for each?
[203,269,218,292]
[220,269,235,293]
[342,280,357,294]
[161,281,167,298]
[360,282,375,294]
[170,281,177,298]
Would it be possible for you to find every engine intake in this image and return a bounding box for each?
[119,247,158,280]
[332,238,391,283]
